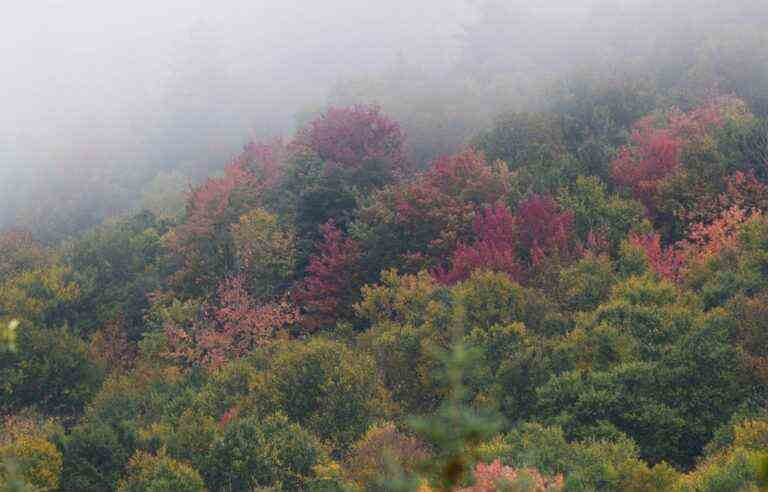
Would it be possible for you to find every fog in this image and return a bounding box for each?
[1,0,475,234]
[1,0,467,156]
[2,0,766,240]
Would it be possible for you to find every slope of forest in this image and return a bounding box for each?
[3,2,768,491]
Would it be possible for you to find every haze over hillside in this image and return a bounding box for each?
[1,1,471,232]
[0,0,596,238]
[3,1,768,490]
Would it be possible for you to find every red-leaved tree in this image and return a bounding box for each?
[516,194,575,266]
[686,170,768,226]
[436,194,575,284]
[458,459,564,492]
[611,97,744,214]
[356,148,511,274]
[436,202,520,284]
[629,232,687,283]
[611,118,682,211]
[164,275,298,370]
[166,140,286,296]
[304,104,408,173]
[631,206,759,283]
[292,221,362,332]
[680,206,759,265]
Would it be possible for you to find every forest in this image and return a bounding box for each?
[2,1,768,490]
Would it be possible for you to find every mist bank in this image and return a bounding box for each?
[3,0,767,242]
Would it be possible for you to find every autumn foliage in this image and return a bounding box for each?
[302,104,408,173]
[687,170,768,226]
[629,232,687,283]
[6,86,768,491]
[164,275,298,369]
[458,459,564,492]
[166,140,287,296]
[436,202,520,284]
[630,206,759,282]
[437,194,574,284]
[612,96,749,214]
[516,194,575,265]
[292,221,362,332]
[356,148,511,275]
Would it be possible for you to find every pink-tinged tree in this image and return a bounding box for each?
[303,104,408,173]
[285,105,410,260]
[631,207,758,283]
[580,227,612,256]
[611,96,748,215]
[458,459,564,492]
[422,148,511,205]
[680,206,759,265]
[611,118,682,211]
[237,139,287,181]
[356,149,511,275]
[198,276,298,368]
[686,170,768,226]
[516,194,575,266]
[628,232,687,283]
[292,221,362,332]
[722,170,768,213]
[164,275,298,370]
[436,202,520,284]
[166,140,286,297]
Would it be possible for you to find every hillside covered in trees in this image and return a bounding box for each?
[3,1,768,490]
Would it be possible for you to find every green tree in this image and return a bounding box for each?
[117,449,205,492]
[205,413,329,491]
[247,338,389,453]
[0,323,103,416]
[57,421,138,492]
[557,176,648,251]
[0,264,81,328]
[63,211,165,338]
[231,208,297,300]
